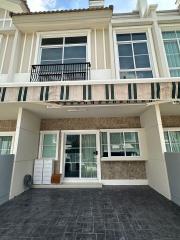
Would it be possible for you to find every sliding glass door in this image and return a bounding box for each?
[64,133,98,179]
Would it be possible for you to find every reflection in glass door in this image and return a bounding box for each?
[64,133,98,179]
[65,135,80,177]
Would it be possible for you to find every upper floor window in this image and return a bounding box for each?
[116,33,153,79]
[40,36,87,65]
[162,31,180,77]
[0,136,13,155]
[164,130,180,152]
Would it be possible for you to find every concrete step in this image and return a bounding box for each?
[32,182,102,189]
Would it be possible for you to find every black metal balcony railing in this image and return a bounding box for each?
[30,62,91,82]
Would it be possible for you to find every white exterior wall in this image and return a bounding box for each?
[140,105,171,199]
[10,108,40,198]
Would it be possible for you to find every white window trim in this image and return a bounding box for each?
[100,128,146,161]
[113,26,159,80]
[161,28,180,77]
[0,132,15,155]
[163,128,180,152]
[38,130,59,160]
[34,30,91,65]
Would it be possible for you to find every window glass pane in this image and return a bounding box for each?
[120,71,136,79]
[171,143,180,152]
[170,69,180,77]
[64,46,86,60]
[111,144,125,156]
[42,134,57,158]
[110,133,123,144]
[133,42,148,55]
[136,71,153,78]
[132,33,147,40]
[125,143,140,156]
[65,36,87,44]
[167,54,180,68]
[124,132,138,143]
[118,44,133,57]
[42,146,56,158]
[164,41,179,54]
[41,48,62,62]
[41,38,63,45]
[119,57,134,69]
[101,145,108,157]
[101,132,107,144]
[63,59,86,64]
[164,132,169,142]
[0,136,12,155]
[66,135,80,148]
[135,55,150,68]
[176,31,180,38]
[43,134,57,145]
[169,131,180,143]
[162,31,176,39]
[116,34,131,42]
[165,143,171,152]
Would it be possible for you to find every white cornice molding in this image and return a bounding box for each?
[0,0,28,13]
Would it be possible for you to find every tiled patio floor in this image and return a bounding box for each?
[0,186,180,240]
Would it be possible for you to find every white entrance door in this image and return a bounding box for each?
[63,131,100,180]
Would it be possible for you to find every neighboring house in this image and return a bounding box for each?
[0,0,180,204]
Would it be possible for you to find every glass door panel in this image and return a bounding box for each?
[64,133,98,179]
[65,135,80,177]
[81,134,97,178]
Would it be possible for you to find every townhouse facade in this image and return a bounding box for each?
[0,0,180,205]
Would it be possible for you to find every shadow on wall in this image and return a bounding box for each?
[0,155,14,205]
[165,152,180,206]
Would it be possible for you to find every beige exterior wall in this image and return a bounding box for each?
[101,161,146,179]
[0,9,5,19]
[162,116,180,128]
[0,34,14,74]
[0,120,17,131]
[1,34,14,74]
[17,33,37,73]
[90,28,111,70]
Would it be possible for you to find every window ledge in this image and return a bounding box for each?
[101,157,147,162]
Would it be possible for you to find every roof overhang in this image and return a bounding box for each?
[11,7,113,32]
[0,0,29,13]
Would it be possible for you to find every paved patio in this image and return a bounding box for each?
[0,186,180,240]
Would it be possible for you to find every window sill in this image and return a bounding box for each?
[101,157,147,162]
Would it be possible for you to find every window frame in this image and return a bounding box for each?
[38,131,59,160]
[0,132,15,155]
[100,129,145,161]
[113,27,159,80]
[34,30,91,66]
[161,29,180,77]
[164,128,180,153]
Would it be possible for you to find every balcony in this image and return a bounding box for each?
[30,62,91,82]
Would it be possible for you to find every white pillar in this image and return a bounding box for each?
[140,104,171,199]
[10,108,40,199]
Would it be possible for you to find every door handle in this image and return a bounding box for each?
[93,151,98,155]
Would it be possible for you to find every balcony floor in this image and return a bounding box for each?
[0,186,180,240]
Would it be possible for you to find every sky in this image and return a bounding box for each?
[27,0,177,13]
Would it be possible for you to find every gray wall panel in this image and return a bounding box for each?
[0,155,14,205]
[165,153,180,206]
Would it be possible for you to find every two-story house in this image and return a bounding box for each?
[0,0,180,205]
